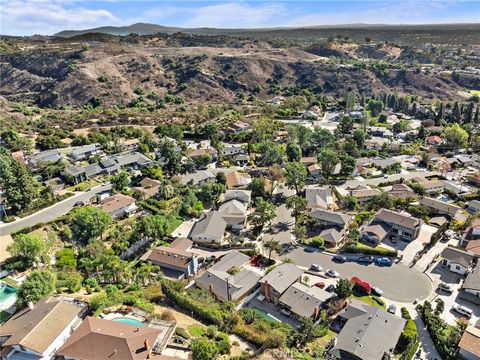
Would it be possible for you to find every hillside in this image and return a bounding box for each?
[0,32,479,112]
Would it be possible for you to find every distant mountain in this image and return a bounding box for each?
[54,22,480,38]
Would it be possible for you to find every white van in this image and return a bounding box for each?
[452,304,473,318]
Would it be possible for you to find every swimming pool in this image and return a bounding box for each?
[257,309,279,322]
[0,283,17,304]
[112,317,145,327]
[437,196,451,203]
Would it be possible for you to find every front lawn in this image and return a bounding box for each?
[188,325,206,337]
[349,293,386,309]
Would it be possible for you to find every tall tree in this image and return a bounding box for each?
[284,161,307,194]
[252,198,276,228]
[286,142,301,162]
[339,155,356,176]
[110,171,129,193]
[317,149,340,182]
[264,239,281,260]
[70,207,111,244]
[16,270,56,308]
[0,147,37,213]
[442,123,469,150]
[7,234,45,267]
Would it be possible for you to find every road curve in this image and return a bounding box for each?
[0,184,112,235]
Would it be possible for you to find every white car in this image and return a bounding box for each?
[452,304,473,318]
[311,264,322,271]
[326,269,339,278]
[438,282,453,294]
[372,286,384,296]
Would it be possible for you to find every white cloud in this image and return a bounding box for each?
[0,0,123,35]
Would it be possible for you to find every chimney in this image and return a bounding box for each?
[144,339,152,358]
[314,306,320,320]
[262,280,271,302]
[144,339,149,350]
[28,301,34,310]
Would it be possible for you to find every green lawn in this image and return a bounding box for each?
[2,277,19,287]
[188,325,206,337]
[67,179,100,192]
[0,310,12,323]
[470,90,480,95]
[308,329,336,349]
[166,217,183,234]
[349,293,386,309]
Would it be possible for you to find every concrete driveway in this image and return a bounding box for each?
[279,247,432,302]
[0,183,112,234]
[263,204,293,245]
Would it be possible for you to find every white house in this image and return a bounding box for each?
[441,247,475,275]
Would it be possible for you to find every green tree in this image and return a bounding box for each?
[294,317,323,346]
[1,130,32,152]
[70,207,111,244]
[198,182,225,205]
[335,278,353,299]
[284,161,307,194]
[353,129,365,148]
[7,234,45,266]
[337,116,354,135]
[55,248,77,270]
[0,147,37,213]
[158,139,183,176]
[339,154,356,176]
[317,149,339,182]
[16,270,56,308]
[367,99,384,117]
[257,141,285,166]
[264,239,281,260]
[136,215,169,240]
[286,196,307,222]
[191,337,219,360]
[442,123,469,149]
[252,198,276,228]
[286,142,301,162]
[154,124,184,140]
[111,171,129,192]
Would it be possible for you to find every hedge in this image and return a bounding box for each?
[344,243,397,257]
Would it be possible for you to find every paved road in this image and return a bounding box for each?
[279,247,432,302]
[339,171,440,188]
[0,184,112,234]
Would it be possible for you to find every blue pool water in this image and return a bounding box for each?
[257,309,279,322]
[112,317,145,327]
[0,283,17,303]
[438,196,451,203]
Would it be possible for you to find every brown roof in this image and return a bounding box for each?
[134,178,161,199]
[225,171,251,189]
[141,238,194,270]
[300,157,318,165]
[459,325,480,357]
[386,184,415,199]
[97,194,136,214]
[57,316,162,360]
[419,197,461,216]
[376,208,421,229]
[188,148,217,158]
[1,298,83,354]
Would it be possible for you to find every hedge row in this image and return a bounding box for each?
[344,244,398,257]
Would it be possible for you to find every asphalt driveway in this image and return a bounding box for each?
[279,247,432,302]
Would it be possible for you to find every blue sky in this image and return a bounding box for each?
[1,0,479,36]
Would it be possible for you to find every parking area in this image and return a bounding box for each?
[428,260,480,326]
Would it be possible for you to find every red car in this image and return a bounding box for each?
[314,282,326,289]
[351,277,372,293]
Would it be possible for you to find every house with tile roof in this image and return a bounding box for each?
[225,171,252,189]
[0,298,86,360]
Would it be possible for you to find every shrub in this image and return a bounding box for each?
[310,236,324,248]
[373,297,385,307]
[160,309,175,322]
[216,332,231,354]
[344,243,397,257]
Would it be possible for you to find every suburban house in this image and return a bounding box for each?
[412,179,445,194]
[466,200,480,215]
[441,247,475,275]
[308,209,352,229]
[419,197,461,218]
[133,177,161,200]
[368,126,393,138]
[224,189,252,204]
[181,169,216,186]
[461,219,480,257]
[350,188,382,205]
[362,209,422,245]
[0,298,86,360]
[365,138,385,150]
[222,145,246,157]
[458,323,480,360]
[56,316,175,360]
[300,157,318,167]
[190,211,228,247]
[28,149,66,169]
[226,121,252,134]
[460,262,480,305]
[225,171,252,189]
[97,194,138,219]
[329,299,406,360]
[141,238,199,279]
[63,152,153,184]
[384,183,416,199]
[70,143,102,161]
[278,282,333,320]
[188,147,218,162]
[195,251,261,301]
[217,199,249,230]
[259,263,303,305]
[319,227,345,248]
[305,186,335,210]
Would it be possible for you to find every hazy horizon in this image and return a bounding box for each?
[1,0,479,36]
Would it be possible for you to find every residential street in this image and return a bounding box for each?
[278,247,432,302]
[0,183,112,234]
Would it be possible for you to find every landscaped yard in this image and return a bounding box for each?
[349,293,386,309]
[2,277,19,287]
[67,179,100,192]
[188,325,206,337]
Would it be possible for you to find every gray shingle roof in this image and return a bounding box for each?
[419,197,461,217]
[279,282,333,318]
[463,262,480,291]
[308,209,352,227]
[375,208,421,229]
[442,247,475,268]
[190,211,227,241]
[259,263,303,295]
[330,299,406,360]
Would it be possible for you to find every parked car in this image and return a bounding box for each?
[314,282,325,289]
[357,256,374,264]
[281,309,292,316]
[333,255,347,263]
[438,282,453,294]
[311,264,322,271]
[452,304,473,318]
[387,304,397,314]
[375,257,393,266]
[73,201,85,207]
[304,247,315,253]
[325,285,336,293]
[326,269,340,278]
[372,286,384,296]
